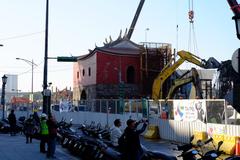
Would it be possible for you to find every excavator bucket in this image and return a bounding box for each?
[205,57,221,69]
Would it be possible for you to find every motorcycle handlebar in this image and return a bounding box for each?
[204,137,213,145]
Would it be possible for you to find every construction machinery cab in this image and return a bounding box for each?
[166,68,203,99]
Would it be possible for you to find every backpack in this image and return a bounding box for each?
[118,132,127,152]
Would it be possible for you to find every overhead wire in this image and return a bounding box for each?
[0,31,44,41]
[188,0,198,55]
[175,0,179,54]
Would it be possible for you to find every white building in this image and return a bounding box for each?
[0,74,18,103]
[5,74,18,93]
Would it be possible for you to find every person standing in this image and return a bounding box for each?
[47,114,58,159]
[40,113,49,153]
[33,111,40,126]
[110,119,122,147]
[122,118,148,160]
[8,109,16,136]
[24,114,35,143]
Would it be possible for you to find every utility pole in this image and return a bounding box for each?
[16,58,37,112]
[42,0,51,115]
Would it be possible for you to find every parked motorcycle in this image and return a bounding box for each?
[225,156,240,160]
[0,119,10,133]
[94,135,177,160]
[177,136,224,160]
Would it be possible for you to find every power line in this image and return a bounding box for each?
[18,67,73,75]
[0,31,44,41]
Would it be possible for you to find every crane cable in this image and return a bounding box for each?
[188,0,198,56]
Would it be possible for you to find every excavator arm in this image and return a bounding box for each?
[151,0,238,101]
[152,50,211,100]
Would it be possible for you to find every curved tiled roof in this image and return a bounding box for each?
[77,38,144,61]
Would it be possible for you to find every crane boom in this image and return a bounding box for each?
[126,0,145,40]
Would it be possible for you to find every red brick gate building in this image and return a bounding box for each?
[73,37,172,104]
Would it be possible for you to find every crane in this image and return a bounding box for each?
[126,0,145,40]
[152,50,220,100]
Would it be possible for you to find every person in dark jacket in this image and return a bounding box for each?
[122,118,148,160]
[8,109,16,136]
[33,112,40,125]
[46,114,58,159]
[24,114,36,143]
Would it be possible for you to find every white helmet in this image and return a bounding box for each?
[41,113,47,118]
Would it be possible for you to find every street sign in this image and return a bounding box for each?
[43,89,51,96]
[29,94,33,102]
[232,48,240,73]
[57,56,78,62]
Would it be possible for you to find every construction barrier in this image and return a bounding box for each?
[212,134,224,149]
[191,131,208,146]
[236,137,240,155]
[144,125,160,139]
[221,135,238,155]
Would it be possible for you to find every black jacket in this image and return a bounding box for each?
[124,122,147,153]
[8,113,16,125]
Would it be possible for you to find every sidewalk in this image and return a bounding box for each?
[0,133,180,160]
[141,137,181,159]
[0,134,79,160]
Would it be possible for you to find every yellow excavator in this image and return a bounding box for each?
[152,50,220,100]
[166,67,202,99]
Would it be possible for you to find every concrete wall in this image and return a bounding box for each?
[77,54,97,86]
[73,62,81,103]
[52,111,142,130]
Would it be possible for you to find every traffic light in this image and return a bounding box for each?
[57,56,78,62]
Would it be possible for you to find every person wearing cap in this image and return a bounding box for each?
[39,113,49,153]
[110,119,122,147]
[122,118,148,160]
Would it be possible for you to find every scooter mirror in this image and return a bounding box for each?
[218,141,223,146]
[217,141,224,151]
[190,135,194,142]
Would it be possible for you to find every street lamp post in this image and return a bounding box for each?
[232,15,240,112]
[233,15,240,40]
[1,75,8,120]
[42,0,51,115]
[114,64,124,114]
[145,28,150,42]
[16,58,37,112]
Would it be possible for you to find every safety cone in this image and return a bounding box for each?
[235,137,240,155]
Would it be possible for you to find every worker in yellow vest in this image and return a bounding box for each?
[40,113,49,153]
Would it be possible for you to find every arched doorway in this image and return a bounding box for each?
[127,66,135,83]
[80,90,87,100]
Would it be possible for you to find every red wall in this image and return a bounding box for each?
[96,51,140,84]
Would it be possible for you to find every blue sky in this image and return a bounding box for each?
[0,0,239,92]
